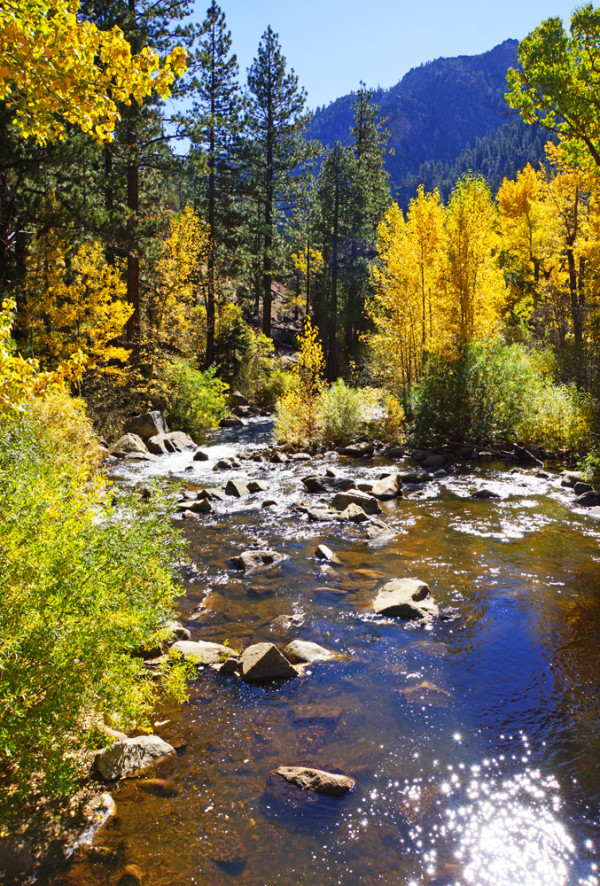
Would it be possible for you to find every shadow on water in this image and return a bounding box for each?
[43,421,600,885]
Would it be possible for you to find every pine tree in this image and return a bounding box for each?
[245,26,310,338]
[184,1,241,366]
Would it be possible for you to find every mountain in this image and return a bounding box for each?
[306,39,546,203]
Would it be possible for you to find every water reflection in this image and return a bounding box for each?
[42,431,600,885]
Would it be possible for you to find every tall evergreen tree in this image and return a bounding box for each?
[346,85,390,354]
[316,141,357,379]
[184,1,241,366]
[245,26,310,338]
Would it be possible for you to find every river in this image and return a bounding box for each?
[46,418,600,885]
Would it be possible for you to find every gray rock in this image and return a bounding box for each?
[225,479,250,497]
[302,475,355,493]
[513,445,544,467]
[283,639,335,664]
[373,578,439,621]
[272,766,354,796]
[193,448,210,461]
[306,507,333,522]
[170,639,232,665]
[146,431,195,455]
[356,481,374,493]
[270,451,288,464]
[248,479,269,493]
[167,623,191,642]
[472,488,500,499]
[341,441,374,458]
[95,735,176,781]
[574,481,593,495]
[588,506,600,520]
[575,490,600,507]
[337,503,369,523]
[314,544,340,563]
[219,415,244,428]
[190,498,212,514]
[218,657,241,675]
[229,550,287,570]
[371,473,402,500]
[124,411,168,441]
[239,643,298,682]
[109,433,149,458]
[207,488,227,501]
[262,499,278,508]
[399,470,434,484]
[291,452,312,461]
[423,453,445,468]
[411,449,431,462]
[332,490,382,515]
[366,522,394,540]
[231,391,249,406]
[561,470,584,488]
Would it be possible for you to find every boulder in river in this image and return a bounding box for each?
[225,479,250,497]
[146,431,195,455]
[314,544,340,563]
[574,481,593,495]
[332,490,382,515]
[371,473,403,500]
[95,735,176,781]
[561,470,584,488]
[337,503,369,523]
[124,410,168,441]
[193,448,210,461]
[302,475,355,493]
[574,490,600,507]
[341,441,374,458]
[472,488,500,499]
[239,643,298,682]
[219,415,244,428]
[248,479,269,493]
[373,578,439,621]
[109,433,151,458]
[283,639,336,664]
[170,639,232,666]
[230,550,287,570]
[272,766,354,796]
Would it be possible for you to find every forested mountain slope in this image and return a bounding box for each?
[307,39,547,202]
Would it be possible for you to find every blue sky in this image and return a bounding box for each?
[196,0,583,110]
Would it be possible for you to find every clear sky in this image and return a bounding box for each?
[196,0,584,110]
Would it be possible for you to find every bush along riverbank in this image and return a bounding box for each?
[0,392,192,881]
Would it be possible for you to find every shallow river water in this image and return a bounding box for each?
[48,420,600,885]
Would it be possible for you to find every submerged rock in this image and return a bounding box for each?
[239,643,298,682]
[229,550,287,570]
[373,578,439,621]
[398,681,453,707]
[272,766,354,796]
[95,735,176,781]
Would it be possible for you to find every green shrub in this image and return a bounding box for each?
[234,329,287,408]
[320,379,375,445]
[161,359,228,440]
[409,338,593,452]
[0,392,186,816]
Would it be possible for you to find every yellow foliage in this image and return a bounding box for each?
[21,232,132,373]
[275,318,325,446]
[146,206,210,380]
[0,299,84,413]
[291,247,324,278]
[0,0,186,144]
[444,176,506,343]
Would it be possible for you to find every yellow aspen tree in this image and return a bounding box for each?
[444,175,506,344]
[275,318,325,446]
[0,0,187,144]
[497,163,559,327]
[369,202,422,393]
[405,185,447,355]
[21,233,132,373]
[146,206,210,383]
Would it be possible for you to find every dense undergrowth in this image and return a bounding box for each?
[0,391,187,821]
